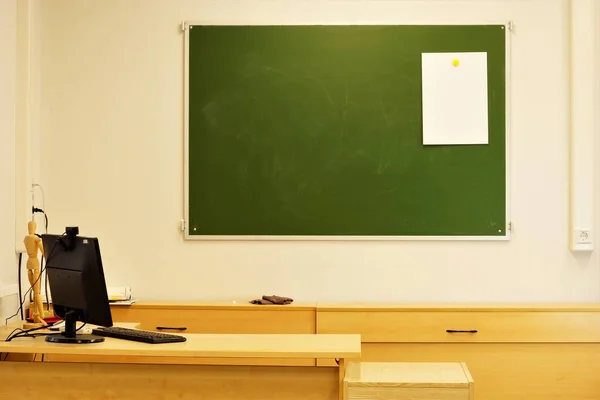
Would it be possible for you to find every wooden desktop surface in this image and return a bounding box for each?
[0,323,361,359]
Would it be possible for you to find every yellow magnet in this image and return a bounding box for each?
[452,59,460,67]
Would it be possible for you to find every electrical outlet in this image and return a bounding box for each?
[575,229,592,244]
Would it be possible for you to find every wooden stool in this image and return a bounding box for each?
[343,361,474,400]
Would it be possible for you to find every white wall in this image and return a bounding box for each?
[35,0,600,303]
[0,0,19,320]
[15,0,42,248]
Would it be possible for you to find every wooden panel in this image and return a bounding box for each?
[111,306,316,334]
[344,361,473,387]
[326,343,600,400]
[44,354,315,366]
[317,302,600,312]
[0,353,36,362]
[0,361,338,400]
[345,387,469,400]
[317,311,600,342]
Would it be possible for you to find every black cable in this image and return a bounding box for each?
[32,208,49,232]
[10,318,85,342]
[17,253,23,320]
[4,324,53,341]
[42,254,49,310]
[31,194,50,320]
[4,233,64,325]
[11,331,57,341]
[4,319,64,342]
[3,328,23,341]
[5,271,45,326]
[27,254,50,314]
[32,209,50,311]
[3,317,79,342]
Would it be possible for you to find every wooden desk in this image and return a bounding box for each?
[109,301,319,366]
[0,322,361,400]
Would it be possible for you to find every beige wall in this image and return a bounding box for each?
[0,0,18,320]
[0,293,18,324]
[28,0,600,303]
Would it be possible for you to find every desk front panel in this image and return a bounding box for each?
[0,361,338,400]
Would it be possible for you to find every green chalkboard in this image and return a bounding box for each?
[185,25,507,238]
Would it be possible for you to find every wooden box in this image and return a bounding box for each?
[343,361,474,400]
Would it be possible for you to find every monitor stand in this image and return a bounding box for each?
[45,310,105,344]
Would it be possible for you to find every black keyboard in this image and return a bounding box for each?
[91,326,187,344]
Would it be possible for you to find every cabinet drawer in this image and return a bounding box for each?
[111,307,315,334]
[317,311,600,343]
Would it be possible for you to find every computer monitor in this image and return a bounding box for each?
[42,228,113,343]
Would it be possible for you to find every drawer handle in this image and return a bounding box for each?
[156,326,187,331]
[446,329,478,333]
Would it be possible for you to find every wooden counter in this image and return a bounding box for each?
[14,301,596,400]
[0,321,361,400]
[316,302,600,400]
[0,331,360,359]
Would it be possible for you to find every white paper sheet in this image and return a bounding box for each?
[421,52,489,145]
